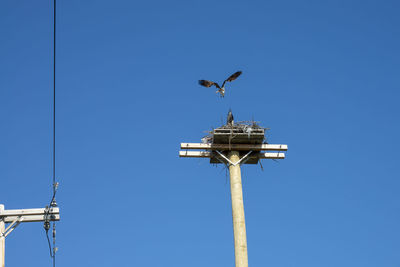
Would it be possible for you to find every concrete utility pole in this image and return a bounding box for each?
[0,205,5,267]
[179,117,287,267]
[228,151,248,267]
[0,204,59,267]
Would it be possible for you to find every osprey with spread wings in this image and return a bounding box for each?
[198,71,242,97]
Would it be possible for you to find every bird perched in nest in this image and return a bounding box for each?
[198,71,242,97]
[227,110,234,126]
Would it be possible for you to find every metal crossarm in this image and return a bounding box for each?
[1,207,60,223]
[181,143,288,151]
[179,150,285,159]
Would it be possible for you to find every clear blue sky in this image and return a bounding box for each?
[1,0,399,266]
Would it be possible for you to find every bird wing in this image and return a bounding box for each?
[222,71,242,87]
[199,80,220,89]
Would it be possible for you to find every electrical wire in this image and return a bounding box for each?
[51,0,57,266]
[45,228,52,257]
[52,0,57,199]
[44,0,57,266]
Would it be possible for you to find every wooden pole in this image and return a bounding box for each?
[228,151,248,267]
[0,204,5,267]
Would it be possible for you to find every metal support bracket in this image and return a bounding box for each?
[215,150,253,166]
[1,217,24,238]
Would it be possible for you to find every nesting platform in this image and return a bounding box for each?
[210,123,265,164]
[180,121,287,165]
[212,124,265,145]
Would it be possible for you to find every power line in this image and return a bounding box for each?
[51,0,57,266]
[44,0,58,266]
[53,0,56,192]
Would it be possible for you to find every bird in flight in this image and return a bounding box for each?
[198,71,242,97]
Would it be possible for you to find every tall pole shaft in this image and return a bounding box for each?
[0,204,5,267]
[228,151,248,267]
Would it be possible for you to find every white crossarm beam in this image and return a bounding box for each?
[179,151,285,159]
[2,207,59,217]
[3,214,60,223]
[1,207,60,223]
[180,143,288,151]
[259,152,285,159]
[179,151,212,158]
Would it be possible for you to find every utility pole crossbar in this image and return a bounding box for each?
[0,204,60,267]
[179,143,287,164]
[1,207,60,223]
[179,150,285,159]
[181,143,288,151]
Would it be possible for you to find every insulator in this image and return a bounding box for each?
[44,221,50,231]
[50,197,58,207]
